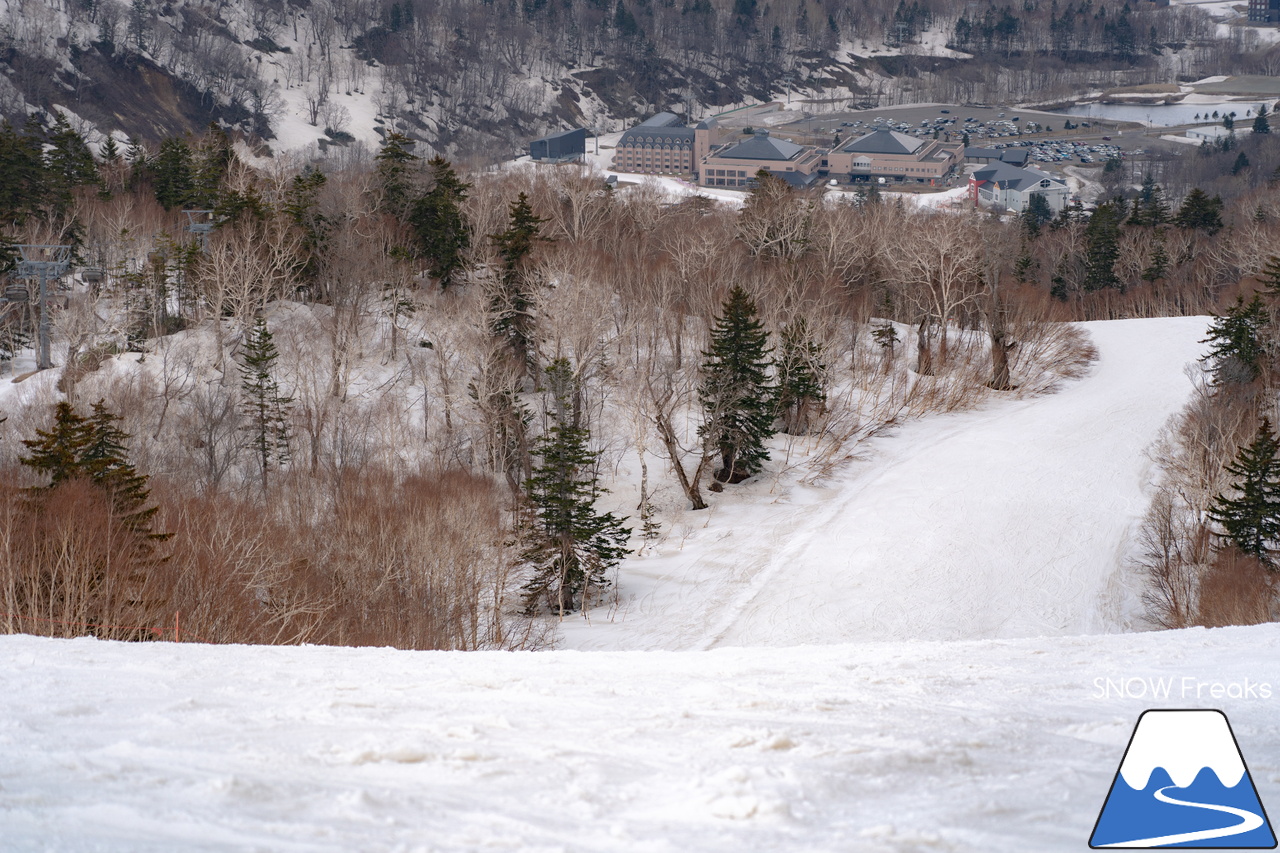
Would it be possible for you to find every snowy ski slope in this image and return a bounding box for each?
[4,316,1277,853]
[562,316,1212,651]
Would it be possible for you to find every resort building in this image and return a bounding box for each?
[612,113,697,176]
[697,128,824,188]
[825,128,961,183]
[968,162,1069,213]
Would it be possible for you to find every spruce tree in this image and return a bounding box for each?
[1208,419,1280,567]
[698,285,776,483]
[20,401,92,487]
[375,132,419,217]
[1175,188,1224,234]
[0,121,48,224]
[1021,193,1053,237]
[151,137,195,210]
[100,135,121,163]
[1082,200,1122,292]
[21,399,166,541]
[521,359,631,615]
[1141,231,1169,283]
[489,192,548,375]
[775,317,826,435]
[410,156,472,289]
[192,124,234,208]
[1232,151,1250,176]
[1128,174,1169,227]
[1259,255,1280,297]
[1253,105,1270,135]
[1200,294,1268,384]
[239,316,292,491]
[46,114,101,207]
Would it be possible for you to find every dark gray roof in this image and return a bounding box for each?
[637,112,684,129]
[695,117,719,130]
[972,162,1064,193]
[1000,149,1029,166]
[715,129,804,161]
[533,128,585,143]
[620,113,695,147]
[842,128,923,156]
[965,146,1004,159]
[776,169,820,188]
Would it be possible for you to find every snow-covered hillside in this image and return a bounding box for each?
[563,316,1211,651]
[5,316,1276,853]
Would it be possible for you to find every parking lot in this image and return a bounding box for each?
[768,102,1186,181]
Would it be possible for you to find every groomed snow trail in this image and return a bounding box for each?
[564,317,1211,651]
[2,627,1278,853]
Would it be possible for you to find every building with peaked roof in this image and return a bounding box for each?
[965,146,1029,167]
[530,128,587,163]
[968,162,1069,213]
[613,113,698,176]
[825,128,961,183]
[697,128,824,188]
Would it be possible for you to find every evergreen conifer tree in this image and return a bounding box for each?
[21,400,166,541]
[100,135,121,163]
[489,192,548,375]
[1253,105,1270,135]
[1141,231,1169,283]
[151,137,195,210]
[46,114,101,206]
[20,401,92,487]
[410,156,472,289]
[1128,174,1169,227]
[1021,193,1053,237]
[1259,255,1280,297]
[775,317,826,435]
[1232,151,1250,176]
[0,122,49,223]
[698,285,776,483]
[192,124,234,208]
[239,316,292,491]
[1175,188,1224,234]
[1083,200,1122,291]
[521,359,631,615]
[1201,294,1269,384]
[375,132,419,217]
[1208,419,1280,567]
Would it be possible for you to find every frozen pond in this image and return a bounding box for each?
[1054,100,1275,126]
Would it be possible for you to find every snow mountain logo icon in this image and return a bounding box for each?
[1090,709,1277,848]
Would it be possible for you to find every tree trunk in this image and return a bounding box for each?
[916,317,933,376]
[653,407,708,510]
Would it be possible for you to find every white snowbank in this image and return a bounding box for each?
[2,625,1277,852]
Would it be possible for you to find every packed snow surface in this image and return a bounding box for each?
[4,317,1274,853]
[563,317,1211,651]
[3,627,1279,853]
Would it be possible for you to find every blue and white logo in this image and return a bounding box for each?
[1090,709,1277,848]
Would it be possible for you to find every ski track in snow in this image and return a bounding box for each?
[564,317,1211,652]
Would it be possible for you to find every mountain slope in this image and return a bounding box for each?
[563,317,1211,651]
